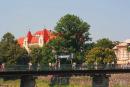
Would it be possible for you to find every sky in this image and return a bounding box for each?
[0,0,130,42]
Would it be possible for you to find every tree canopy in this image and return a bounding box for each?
[95,38,114,49]
[85,38,116,64]
[54,14,91,63]
[0,32,28,64]
[39,37,67,64]
[55,14,91,52]
[29,47,42,64]
[85,47,116,64]
[0,15,118,65]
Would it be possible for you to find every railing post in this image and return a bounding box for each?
[20,75,36,87]
[91,74,110,87]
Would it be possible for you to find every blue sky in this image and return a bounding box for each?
[0,0,130,41]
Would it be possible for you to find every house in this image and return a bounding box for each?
[17,29,56,52]
[113,39,130,64]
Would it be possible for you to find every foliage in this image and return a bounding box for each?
[40,44,55,64]
[0,32,28,65]
[46,37,67,54]
[113,41,120,46]
[95,38,114,49]
[40,37,63,64]
[29,47,42,64]
[40,36,76,64]
[73,52,85,63]
[55,14,91,52]
[85,47,116,64]
[54,14,91,63]
[127,46,130,52]
[85,38,117,64]
[16,53,29,65]
[84,42,95,53]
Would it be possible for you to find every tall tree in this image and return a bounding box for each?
[55,14,91,52]
[54,14,91,63]
[0,32,28,64]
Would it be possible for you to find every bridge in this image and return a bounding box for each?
[0,64,130,87]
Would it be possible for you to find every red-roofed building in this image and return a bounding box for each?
[17,29,56,52]
[17,37,24,47]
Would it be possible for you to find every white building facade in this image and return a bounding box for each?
[113,39,130,64]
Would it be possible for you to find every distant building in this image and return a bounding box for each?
[113,39,130,64]
[17,29,56,52]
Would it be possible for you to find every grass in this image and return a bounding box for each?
[0,79,20,87]
[35,76,92,87]
[0,76,129,87]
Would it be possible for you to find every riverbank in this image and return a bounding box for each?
[0,74,130,87]
[110,74,130,87]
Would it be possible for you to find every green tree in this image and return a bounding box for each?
[55,14,91,63]
[29,47,42,64]
[85,47,116,64]
[0,32,28,65]
[55,14,91,52]
[40,37,66,64]
[95,38,114,49]
[40,44,55,64]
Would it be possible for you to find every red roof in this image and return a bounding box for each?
[34,29,52,43]
[17,37,24,47]
[44,29,50,43]
[30,36,39,43]
[17,29,57,47]
[27,31,32,43]
[34,29,44,35]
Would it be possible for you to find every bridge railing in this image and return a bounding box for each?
[5,65,29,71]
[0,64,129,72]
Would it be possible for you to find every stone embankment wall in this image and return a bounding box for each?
[38,74,130,87]
[38,75,92,86]
[109,74,130,87]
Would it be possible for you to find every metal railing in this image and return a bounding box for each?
[0,64,130,72]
